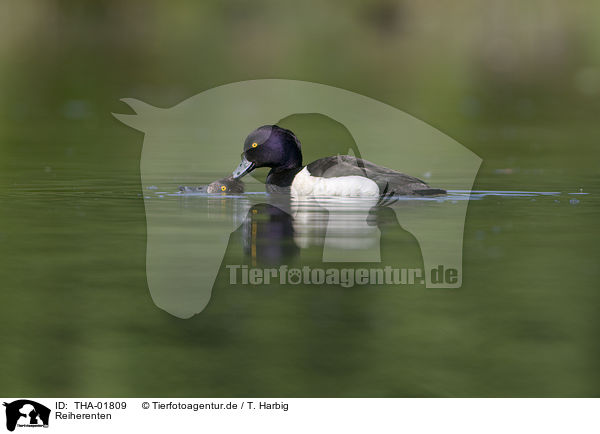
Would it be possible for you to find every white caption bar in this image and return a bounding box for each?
[1,398,598,433]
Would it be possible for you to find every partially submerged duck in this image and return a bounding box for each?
[179,175,244,194]
[232,125,445,197]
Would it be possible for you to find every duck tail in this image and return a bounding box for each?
[414,188,446,196]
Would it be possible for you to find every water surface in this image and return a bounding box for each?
[1,156,597,396]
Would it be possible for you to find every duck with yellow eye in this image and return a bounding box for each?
[233,125,446,196]
[179,175,245,194]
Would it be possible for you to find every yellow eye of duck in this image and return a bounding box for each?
[220,185,227,191]
[251,142,258,148]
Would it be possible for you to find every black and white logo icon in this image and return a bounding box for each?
[3,400,50,432]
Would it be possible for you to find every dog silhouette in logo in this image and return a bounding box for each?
[3,400,50,432]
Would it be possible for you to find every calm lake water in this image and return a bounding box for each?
[1,134,598,397]
[2,0,600,401]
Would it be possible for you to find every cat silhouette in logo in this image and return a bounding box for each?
[3,400,50,432]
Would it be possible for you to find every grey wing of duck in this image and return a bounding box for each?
[306,155,445,196]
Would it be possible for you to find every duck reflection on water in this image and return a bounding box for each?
[226,194,423,273]
[241,202,299,266]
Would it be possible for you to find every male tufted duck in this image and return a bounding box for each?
[232,125,445,197]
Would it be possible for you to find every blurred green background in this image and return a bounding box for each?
[0,0,599,396]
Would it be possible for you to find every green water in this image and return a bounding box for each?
[1,2,599,397]
[1,122,598,397]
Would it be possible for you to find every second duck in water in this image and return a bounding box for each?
[179,175,245,194]
[232,125,445,196]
